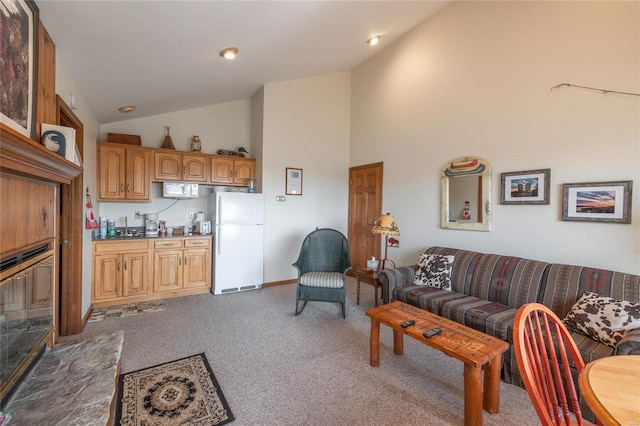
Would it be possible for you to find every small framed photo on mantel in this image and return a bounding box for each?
[562,180,632,224]
[286,167,303,196]
[501,169,551,205]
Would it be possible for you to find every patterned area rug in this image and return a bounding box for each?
[116,353,234,426]
[89,300,166,322]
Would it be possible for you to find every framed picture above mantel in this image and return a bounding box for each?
[0,0,39,139]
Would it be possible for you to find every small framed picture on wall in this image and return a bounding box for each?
[286,167,303,196]
[562,180,632,223]
[501,169,551,205]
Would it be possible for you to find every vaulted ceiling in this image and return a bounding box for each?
[37,1,451,124]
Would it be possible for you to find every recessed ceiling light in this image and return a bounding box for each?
[367,35,382,46]
[118,105,136,113]
[219,47,239,60]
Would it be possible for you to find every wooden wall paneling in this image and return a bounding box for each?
[37,22,56,139]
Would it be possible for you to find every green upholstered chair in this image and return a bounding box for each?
[292,228,352,318]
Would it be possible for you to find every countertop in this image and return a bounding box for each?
[92,227,212,241]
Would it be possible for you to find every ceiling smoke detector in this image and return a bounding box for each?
[118,105,136,113]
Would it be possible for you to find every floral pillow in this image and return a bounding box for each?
[563,291,640,348]
[413,253,455,291]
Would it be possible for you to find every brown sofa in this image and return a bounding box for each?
[378,246,640,420]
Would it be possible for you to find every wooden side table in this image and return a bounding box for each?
[356,267,382,307]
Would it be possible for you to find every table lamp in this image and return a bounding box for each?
[371,213,400,270]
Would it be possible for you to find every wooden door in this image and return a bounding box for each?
[210,157,234,184]
[348,163,383,274]
[154,152,181,181]
[182,154,207,182]
[57,95,84,336]
[126,149,150,200]
[122,252,149,296]
[98,145,125,200]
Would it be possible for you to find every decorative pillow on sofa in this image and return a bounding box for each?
[563,291,640,348]
[413,253,455,290]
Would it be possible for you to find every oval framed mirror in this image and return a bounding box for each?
[441,156,491,231]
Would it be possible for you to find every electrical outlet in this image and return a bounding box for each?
[135,211,141,219]
[189,211,195,219]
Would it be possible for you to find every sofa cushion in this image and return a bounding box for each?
[541,264,640,319]
[467,254,549,308]
[422,247,482,294]
[564,291,640,348]
[393,285,467,315]
[413,253,455,290]
[440,296,517,343]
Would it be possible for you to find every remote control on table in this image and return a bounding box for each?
[400,320,415,328]
[423,328,442,338]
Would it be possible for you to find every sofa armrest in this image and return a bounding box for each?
[378,266,417,304]
[615,328,640,355]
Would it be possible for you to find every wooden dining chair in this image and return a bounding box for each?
[513,303,597,426]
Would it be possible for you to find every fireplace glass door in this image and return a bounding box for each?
[0,248,54,402]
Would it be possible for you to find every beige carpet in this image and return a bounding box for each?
[67,279,540,425]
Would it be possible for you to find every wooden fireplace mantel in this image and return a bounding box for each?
[0,123,82,184]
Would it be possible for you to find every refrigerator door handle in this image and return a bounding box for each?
[216,195,222,225]
[216,226,222,255]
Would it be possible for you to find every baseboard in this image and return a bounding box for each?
[262,279,296,288]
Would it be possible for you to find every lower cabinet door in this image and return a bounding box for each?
[154,250,182,292]
[183,248,211,288]
[122,252,149,296]
[94,254,121,300]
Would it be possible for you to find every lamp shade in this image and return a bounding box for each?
[372,213,400,236]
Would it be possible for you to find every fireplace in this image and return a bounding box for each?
[0,244,54,407]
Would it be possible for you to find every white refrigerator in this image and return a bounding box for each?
[208,192,264,295]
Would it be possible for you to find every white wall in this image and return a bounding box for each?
[261,72,351,282]
[351,1,640,274]
[54,61,100,316]
[98,100,252,229]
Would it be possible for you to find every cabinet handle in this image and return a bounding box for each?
[117,261,121,272]
[127,184,130,193]
[178,166,182,177]
[120,183,124,193]
[184,256,187,266]
[124,260,127,271]
[179,257,182,266]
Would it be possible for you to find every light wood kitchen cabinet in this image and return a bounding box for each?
[97,143,150,201]
[153,238,211,292]
[210,156,255,186]
[154,151,208,182]
[92,240,150,302]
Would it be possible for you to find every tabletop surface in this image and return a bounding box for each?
[578,354,640,425]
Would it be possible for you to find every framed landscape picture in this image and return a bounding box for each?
[562,180,632,223]
[0,0,39,139]
[501,169,550,205]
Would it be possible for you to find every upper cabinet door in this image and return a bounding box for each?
[98,145,126,200]
[154,152,181,181]
[126,148,150,201]
[182,154,207,182]
[210,157,234,184]
[233,158,255,186]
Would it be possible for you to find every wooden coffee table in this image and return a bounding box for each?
[366,301,509,426]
